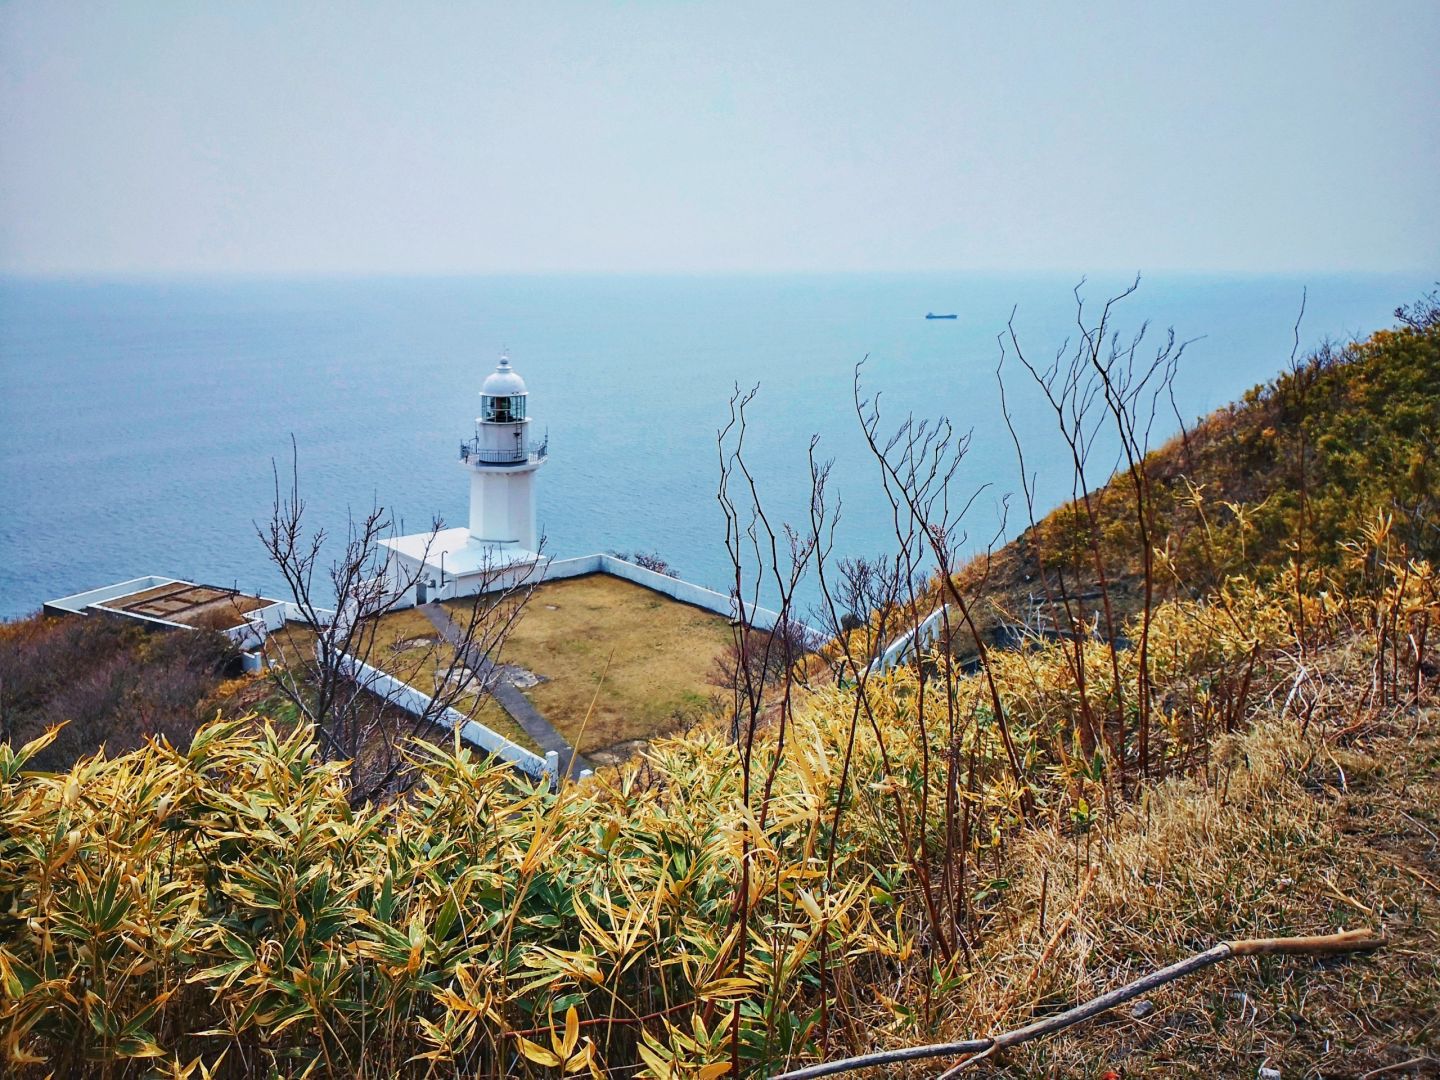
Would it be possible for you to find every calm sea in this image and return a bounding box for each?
[0,272,1427,620]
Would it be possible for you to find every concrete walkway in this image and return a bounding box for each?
[418,604,591,778]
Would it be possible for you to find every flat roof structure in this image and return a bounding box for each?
[94,582,274,631]
[381,527,539,580]
[45,577,288,650]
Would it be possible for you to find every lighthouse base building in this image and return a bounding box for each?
[381,353,549,606]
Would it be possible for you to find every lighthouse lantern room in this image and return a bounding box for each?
[381,352,548,604]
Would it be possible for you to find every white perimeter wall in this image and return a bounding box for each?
[538,554,816,637]
[383,550,816,637]
[332,650,551,782]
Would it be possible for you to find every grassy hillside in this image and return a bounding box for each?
[970,290,1439,637]
[1,295,1436,1077]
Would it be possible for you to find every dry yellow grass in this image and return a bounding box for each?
[4,628,1432,1078]
[447,573,732,757]
[845,677,1440,1076]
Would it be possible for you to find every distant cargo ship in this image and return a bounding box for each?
[925,312,957,320]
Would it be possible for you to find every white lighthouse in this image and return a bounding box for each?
[381,352,548,604]
[461,353,547,550]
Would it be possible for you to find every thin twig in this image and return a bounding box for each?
[1358,1056,1439,1079]
[770,929,1385,1080]
[934,1041,996,1079]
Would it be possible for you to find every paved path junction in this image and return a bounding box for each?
[418,603,591,779]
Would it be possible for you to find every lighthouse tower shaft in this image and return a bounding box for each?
[466,460,542,549]
[460,355,548,552]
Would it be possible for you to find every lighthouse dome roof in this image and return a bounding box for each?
[481,353,528,397]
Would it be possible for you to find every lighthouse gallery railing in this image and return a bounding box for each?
[460,436,549,466]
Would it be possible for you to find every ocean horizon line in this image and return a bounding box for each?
[1,267,1429,286]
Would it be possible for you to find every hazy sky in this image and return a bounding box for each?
[2,2,1435,275]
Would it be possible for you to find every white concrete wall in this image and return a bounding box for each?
[92,607,195,633]
[377,547,822,642]
[227,623,264,651]
[551,554,817,637]
[512,472,537,552]
[867,603,953,676]
[385,551,423,609]
[276,601,334,626]
[46,578,290,658]
[468,469,500,541]
[393,550,821,638]
[541,554,605,580]
[230,601,287,651]
[333,650,552,783]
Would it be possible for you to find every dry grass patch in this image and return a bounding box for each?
[875,704,1440,1078]
[447,573,732,757]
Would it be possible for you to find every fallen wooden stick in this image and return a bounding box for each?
[770,928,1386,1080]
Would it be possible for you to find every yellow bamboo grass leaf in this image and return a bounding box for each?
[562,1038,599,1075]
[778,864,826,885]
[767,803,821,833]
[514,945,604,992]
[696,976,756,1001]
[574,897,618,955]
[689,921,743,986]
[518,821,554,876]
[559,1004,580,1058]
[4,1020,47,1066]
[797,888,824,924]
[515,1034,562,1067]
[50,828,84,871]
[601,819,621,852]
[635,1037,679,1079]
[406,914,425,974]
[432,982,498,1020]
[872,986,913,1023]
